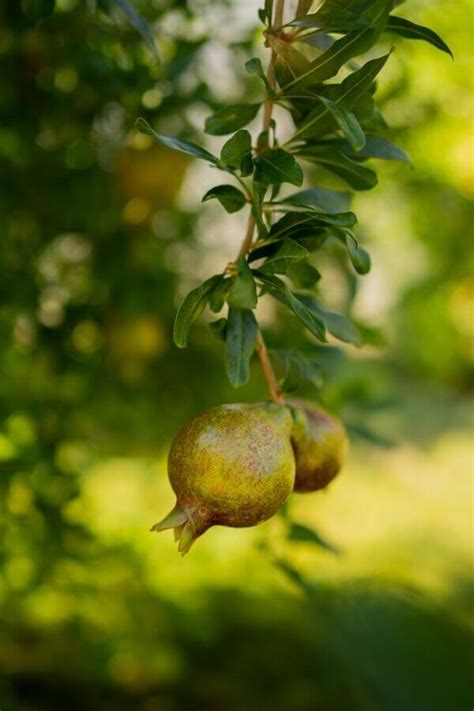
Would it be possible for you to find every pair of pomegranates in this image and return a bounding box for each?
[152,400,347,555]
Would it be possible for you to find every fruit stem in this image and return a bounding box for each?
[256,332,284,404]
[236,0,286,404]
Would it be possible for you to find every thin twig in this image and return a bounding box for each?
[235,0,286,404]
[256,332,284,404]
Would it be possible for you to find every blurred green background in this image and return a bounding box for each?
[0,1,472,710]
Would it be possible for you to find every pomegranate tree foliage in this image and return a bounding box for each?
[138,0,450,390]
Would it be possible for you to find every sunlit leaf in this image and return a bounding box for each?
[386,15,453,57]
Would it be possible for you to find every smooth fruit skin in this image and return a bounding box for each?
[287,400,347,493]
[151,403,295,555]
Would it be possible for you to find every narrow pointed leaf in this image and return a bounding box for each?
[316,96,366,151]
[255,272,327,342]
[281,9,390,93]
[136,118,219,164]
[297,146,378,190]
[289,54,390,141]
[114,0,158,57]
[336,134,410,162]
[269,211,357,243]
[252,181,269,238]
[386,15,452,57]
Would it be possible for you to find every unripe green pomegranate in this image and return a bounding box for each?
[152,403,295,555]
[287,400,347,493]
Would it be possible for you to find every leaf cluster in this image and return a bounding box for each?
[137,0,450,390]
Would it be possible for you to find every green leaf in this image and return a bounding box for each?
[208,318,227,341]
[255,272,327,342]
[227,257,258,310]
[282,187,352,213]
[290,11,369,33]
[287,522,341,554]
[254,148,303,187]
[205,104,261,136]
[173,275,223,348]
[269,211,357,242]
[260,239,309,275]
[252,182,269,239]
[202,185,247,213]
[114,0,158,58]
[316,96,366,151]
[246,58,280,100]
[266,35,312,88]
[296,0,314,19]
[281,10,390,92]
[208,278,232,313]
[264,0,274,24]
[287,260,321,289]
[341,230,371,274]
[136,118,219,164]
[340,135,410,162]
[386,15,453,57]
[289,54,390,141]
[299,296,362,345]
[220,130,253,176]
[297,146,377,190]
[225,308,259,387]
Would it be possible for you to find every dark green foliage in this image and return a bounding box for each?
[225,308,259,386]
[136,0,449,387]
